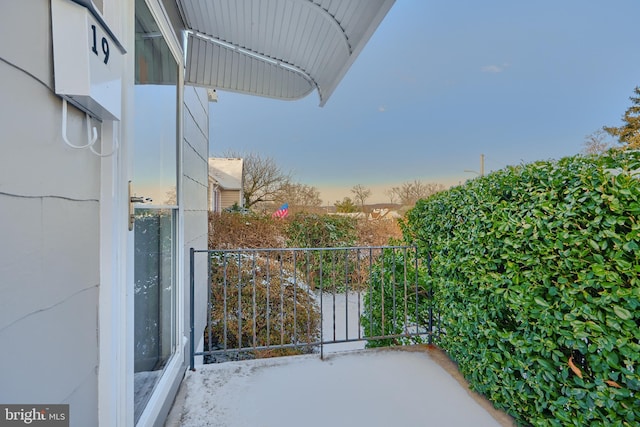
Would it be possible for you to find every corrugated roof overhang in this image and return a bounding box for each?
[173,0,395,106]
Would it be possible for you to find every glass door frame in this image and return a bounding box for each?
[129,0,185,425]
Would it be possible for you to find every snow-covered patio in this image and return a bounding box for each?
[165,346,516,427]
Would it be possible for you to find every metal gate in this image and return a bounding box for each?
[189,245,434,369]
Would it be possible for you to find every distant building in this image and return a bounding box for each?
[369,208,403,220]
[208,158,244,212]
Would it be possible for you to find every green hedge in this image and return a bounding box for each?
[403,150,640,426]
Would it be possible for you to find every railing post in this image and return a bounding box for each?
[189,247,196,371]
[320,250,324,360]
[425,246,433,345]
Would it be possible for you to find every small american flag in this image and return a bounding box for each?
[272,203,289,219]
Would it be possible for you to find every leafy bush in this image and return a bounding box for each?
[208,211,287,249]
[356,217,403,246]
[286,213,358,248]
[403,150,640,426]
[209,210,402,250]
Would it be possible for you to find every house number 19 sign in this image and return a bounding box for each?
[52,0,126,121]
[90,24,110,65]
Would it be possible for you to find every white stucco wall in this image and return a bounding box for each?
[0,1,100,425]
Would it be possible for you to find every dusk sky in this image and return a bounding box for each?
[209,0,640,204]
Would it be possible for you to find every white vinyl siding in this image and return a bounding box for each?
[0,2,101,425]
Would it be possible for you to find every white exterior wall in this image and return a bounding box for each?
[0,1,101,425]
[182,86,210,369]
[0,1,210,426]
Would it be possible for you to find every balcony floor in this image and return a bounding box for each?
[165,345,516,427]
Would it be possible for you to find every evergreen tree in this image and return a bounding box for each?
[334,197,357,213]
[603,86,640,149]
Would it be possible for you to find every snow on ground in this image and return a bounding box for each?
[169,348,509,427]
[166,293,514,426]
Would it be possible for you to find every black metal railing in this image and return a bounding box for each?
[190,245,434,370]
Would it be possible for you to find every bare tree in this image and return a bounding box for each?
[351,184,372,212]
[222,151,291,208]
[389,180,445,206]
[385,188,398,205]
[275,182,322,210]
[582,129,614,155]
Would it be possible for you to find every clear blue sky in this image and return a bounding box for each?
[209,0,640,204]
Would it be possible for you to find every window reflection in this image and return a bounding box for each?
[133,0,177,205]
[133,0,179,422]
[133,209,175,423]
[133,84,177,204]
[134,0,177,86]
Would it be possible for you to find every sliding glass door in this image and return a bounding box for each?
[132,0,179,422]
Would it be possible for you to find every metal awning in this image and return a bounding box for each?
[174,0,395,106]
